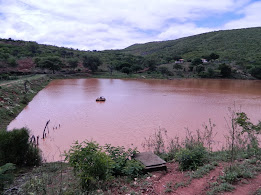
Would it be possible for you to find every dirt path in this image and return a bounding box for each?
[150,163,225,195]
[143,162,261,195]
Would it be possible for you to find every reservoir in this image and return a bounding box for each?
[8,78,261,161]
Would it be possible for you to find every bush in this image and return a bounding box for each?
[65,141,144,191]
[221,162,255,184]
[103,144,143,177]
[0,128,42,166]
[249,66,261,79]
[219,63,231,77]
[173,63,183,70]
[175,143,208,171]
[122,159,144,178]
[65,141,114,191]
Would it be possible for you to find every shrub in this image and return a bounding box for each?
[103,144,143,177]
[173,63,183,70]
[219,63,231,77]
[122,159,144,178]
[221,162,255,184]
[249,66,261,79]
[175,143,208,171]
[65,141,114,191]
[0,128,42,166]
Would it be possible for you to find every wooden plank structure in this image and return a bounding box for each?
[134,152,167,172]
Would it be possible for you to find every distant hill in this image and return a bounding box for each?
[123,27,261,66]
[1,27,261,79]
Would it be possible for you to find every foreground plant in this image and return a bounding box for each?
[65,141,114,191]
[65,140,144,192]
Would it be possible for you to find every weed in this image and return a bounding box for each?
[65,140,114,191]
[190,162,217,178]
[142,127,167,155]
[207,182,235,195]
[164,182,173,193]
[253,188,261,195]
[175,143,208,171]
[104,144,143,177]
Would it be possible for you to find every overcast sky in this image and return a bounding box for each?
[0,0,260,51]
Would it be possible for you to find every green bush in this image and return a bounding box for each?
[221,163,255,184]
[175,143,208,171]
[0,163,15,192]
[103,144,143,176]
[65,141,144,191]
[0,128,42,166]
[122,159,144,178]
[65,141,114,191]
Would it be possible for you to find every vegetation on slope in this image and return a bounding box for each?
[1,27,261,79]
[123,27,261,66]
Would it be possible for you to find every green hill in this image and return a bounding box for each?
[123,27,261,66]
[1,27,261,79]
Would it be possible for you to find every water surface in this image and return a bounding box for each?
[8,79,261,161]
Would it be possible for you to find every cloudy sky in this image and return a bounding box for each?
[0,0,260,50]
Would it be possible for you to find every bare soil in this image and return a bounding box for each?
[5,160,261,195]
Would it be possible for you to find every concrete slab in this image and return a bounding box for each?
[134,152,167,171]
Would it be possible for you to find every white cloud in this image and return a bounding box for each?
[224,1,261,29]
[0,0,259,50]
[157,23,216,41]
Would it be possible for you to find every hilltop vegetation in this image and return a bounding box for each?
[124,27,261,66]
[1,27,261,79]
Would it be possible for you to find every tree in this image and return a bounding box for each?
[7,57,18,67]
[38,56,63,74]
[67,58,78,69]
[131,65,143,73]
[26,42,39,56]
[207,67,215,78]
[159,67,169,76]
[209,53,219,60]
[144,58,157,71]
[173,63,183,70]
[82,55,102,72]
[219,63,232,77]
[249,66,261,79]
[192,58,202,66]
[107,64,114,76]
[196,65,205,73]
[121,67,131,75]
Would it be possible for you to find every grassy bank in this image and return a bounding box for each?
[0,74,51,130]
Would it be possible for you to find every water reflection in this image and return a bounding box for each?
[8,78,261,161]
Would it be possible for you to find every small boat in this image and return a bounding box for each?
[96,96,106,101]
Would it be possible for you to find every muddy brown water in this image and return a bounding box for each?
[8,78,261,161]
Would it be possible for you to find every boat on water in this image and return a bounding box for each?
[96,96,106,101]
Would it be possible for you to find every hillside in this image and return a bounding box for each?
[1,27,261,79]
[123,27,261,66]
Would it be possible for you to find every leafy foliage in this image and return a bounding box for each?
[219,63,231,77]
[82,55,102,72]
[175,143,208,171]
[123,27,261,69]
[65,141,143,191]
[249,66,261,79]
[103,144,143,177]
[0,128,42,166]
[65,141,114,190]
[36,56,63,73]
